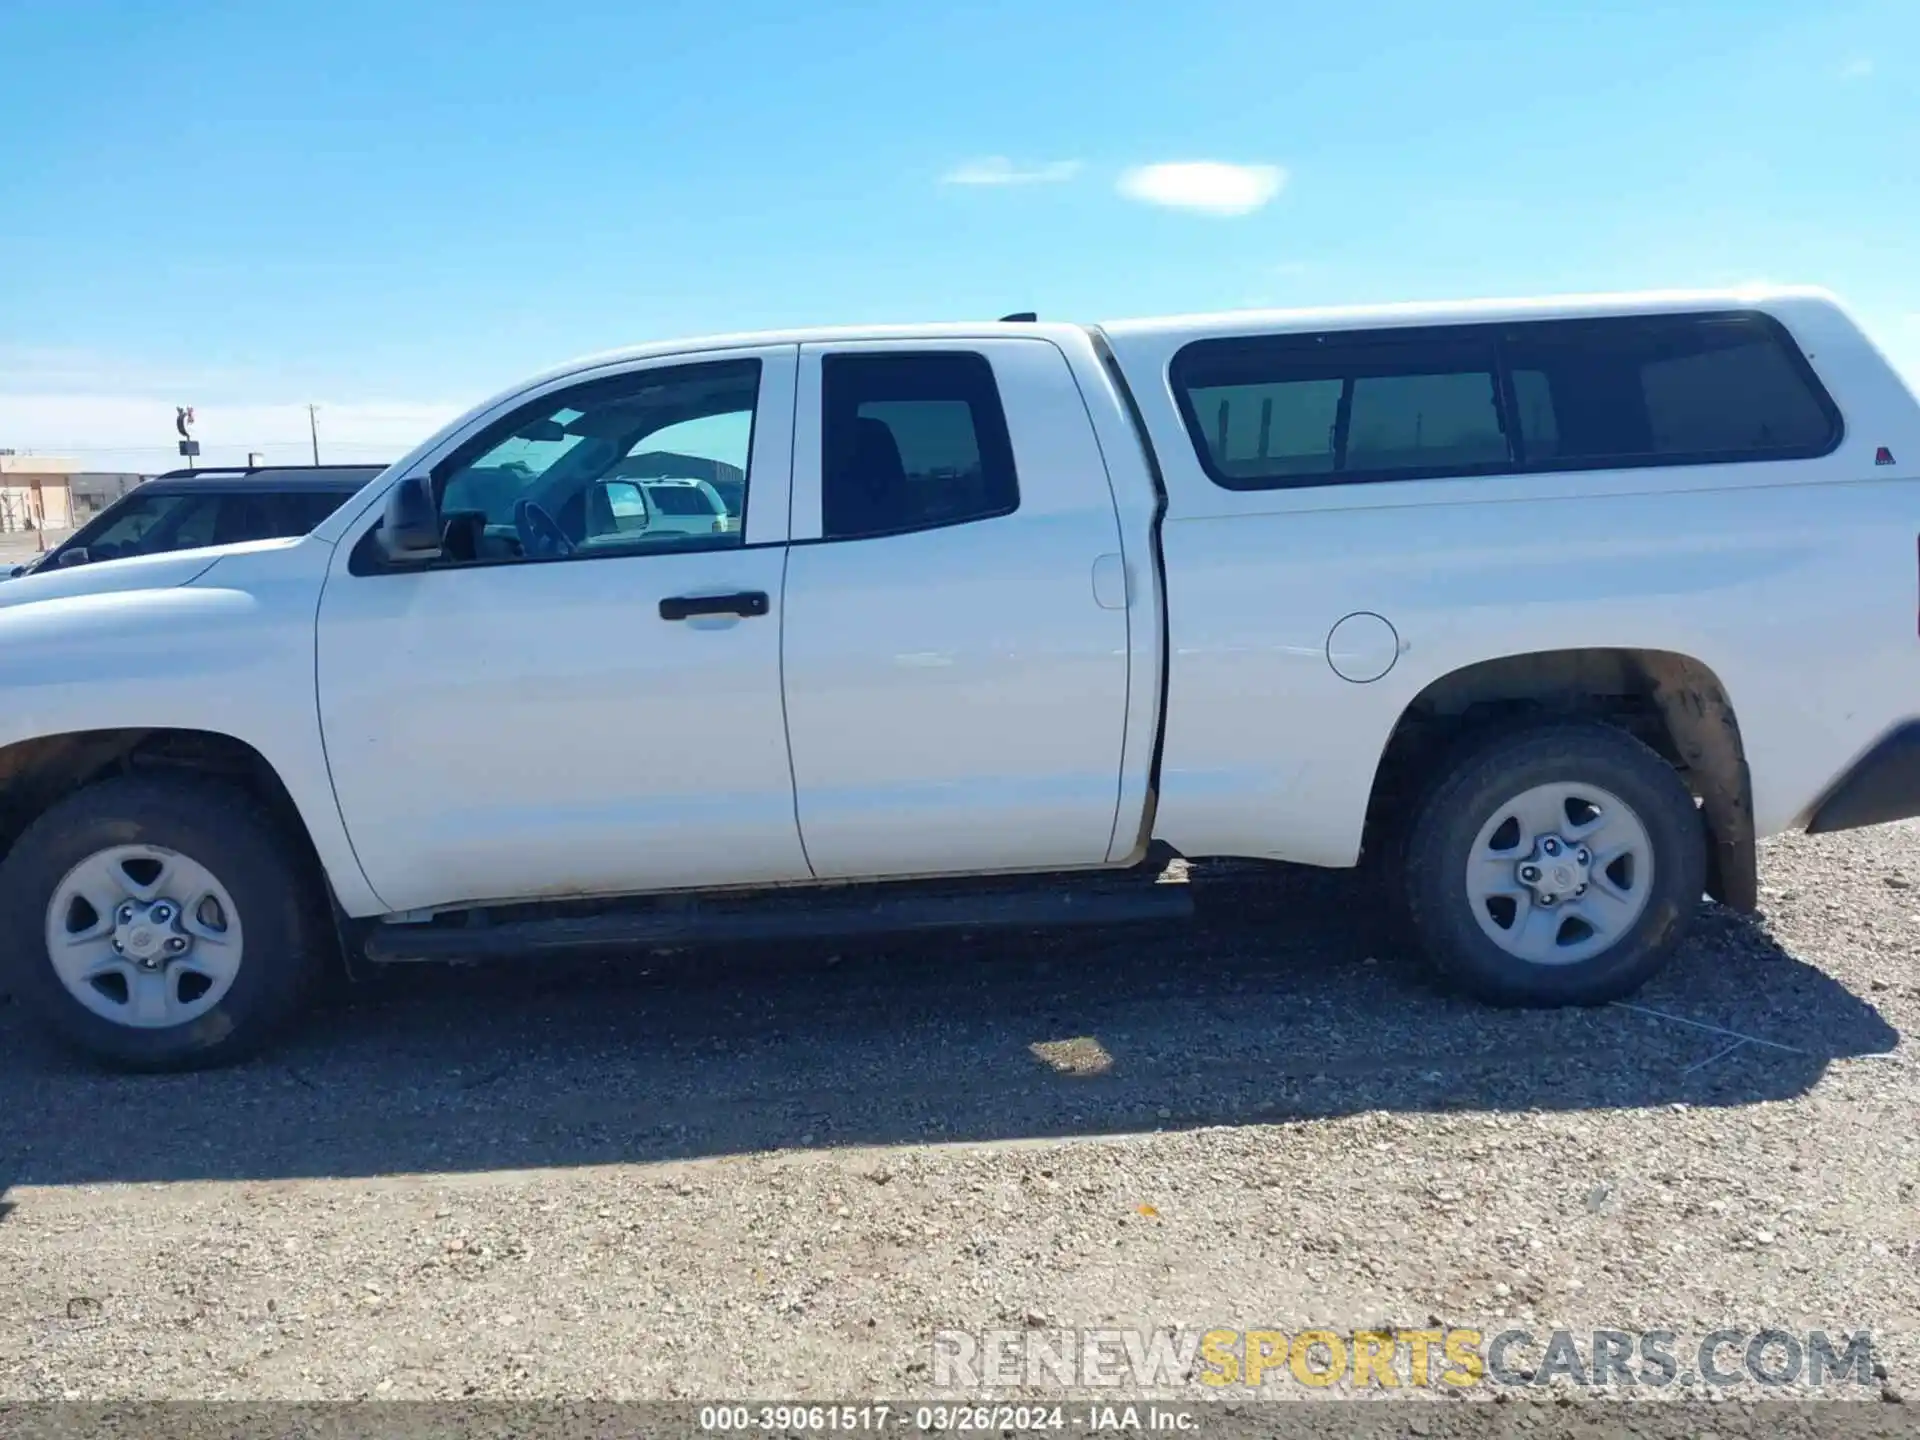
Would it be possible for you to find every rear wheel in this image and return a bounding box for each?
[1403,721,1705,1006]
[0,775,327,1070]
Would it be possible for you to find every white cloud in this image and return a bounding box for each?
[1840,57,1874,79]
[1117,161,1286,217]
[942,156,1082,186]
[0,392,460,474]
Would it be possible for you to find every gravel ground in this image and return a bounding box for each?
[0,827,1915,1409]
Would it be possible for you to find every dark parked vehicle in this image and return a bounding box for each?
[7,464,384,578]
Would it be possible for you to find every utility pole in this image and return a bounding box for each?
[307,404,320,464]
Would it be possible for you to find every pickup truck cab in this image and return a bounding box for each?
[3,286,1917,1070]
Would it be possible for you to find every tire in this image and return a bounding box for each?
[0,774,327,1071]
[1402,720,1705,1007]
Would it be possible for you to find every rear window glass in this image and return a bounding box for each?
[1175,332,1512,484]
[1171,311,1839,489]
[1345,371,1508,473]
[645,485,715,515]
[1504,314,1838,465]
[1190,378,1341,478]
[820,351,1020,541]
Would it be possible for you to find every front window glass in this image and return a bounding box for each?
[433,359,759,564]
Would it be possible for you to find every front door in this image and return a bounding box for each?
[779,338,1133,879]
[316,346,810,914]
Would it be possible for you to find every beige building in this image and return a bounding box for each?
[0,454,77,533]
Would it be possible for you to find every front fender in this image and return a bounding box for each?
[0,539,387,916]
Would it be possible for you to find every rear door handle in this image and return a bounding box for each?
[659,591,771,621]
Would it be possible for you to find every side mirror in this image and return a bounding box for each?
[57,547,90,568]
[376,474,443,563]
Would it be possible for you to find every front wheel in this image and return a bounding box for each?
[0,775,327,1070]
[1403,721,1706,1007]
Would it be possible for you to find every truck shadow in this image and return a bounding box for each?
[0,864,1898,1192]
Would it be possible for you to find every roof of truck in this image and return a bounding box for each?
[1096,285,1848,340]
[336,285,1861,512]
[481,285,1849,385]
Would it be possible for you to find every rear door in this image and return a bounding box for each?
[780,338,1133,878]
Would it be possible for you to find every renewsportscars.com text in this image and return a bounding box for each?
[932,1326,1877,1391]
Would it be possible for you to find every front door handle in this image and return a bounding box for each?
[659,591,770,621]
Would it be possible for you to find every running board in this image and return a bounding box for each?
[361,872,1194,964]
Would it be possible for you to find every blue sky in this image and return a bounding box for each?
[1,0,1915,470]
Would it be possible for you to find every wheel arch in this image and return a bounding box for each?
[1365,647,1755,911]
[0,727,333,899]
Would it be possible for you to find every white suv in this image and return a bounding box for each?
[640,476,734,536]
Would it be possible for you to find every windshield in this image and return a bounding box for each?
[51,491,219,567]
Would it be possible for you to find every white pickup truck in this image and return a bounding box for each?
[4,287,1917,1070]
